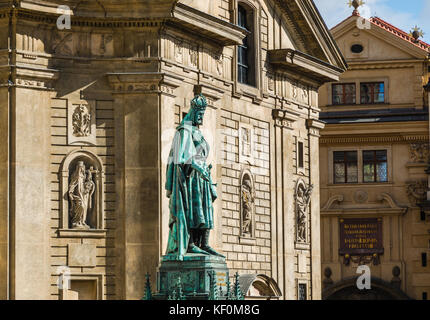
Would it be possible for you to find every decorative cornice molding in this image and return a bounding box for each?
[320,134,429,144]
[268,49,343,84]
[105,72,183,95]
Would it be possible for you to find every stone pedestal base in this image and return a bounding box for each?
[153,254,229,300]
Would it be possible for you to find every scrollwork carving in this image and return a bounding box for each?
[406,180,428,206]
[409,143,429,163]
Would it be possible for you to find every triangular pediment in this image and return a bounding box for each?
[331,15,429,60]
[268,0,347,70]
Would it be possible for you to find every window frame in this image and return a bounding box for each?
[360,82,385,105]
[333,151,358,184]
[235,1,258,89]
[328,78,388,106]
[328,146,392,185]
[362,150,388,183]
[332,83,356,105]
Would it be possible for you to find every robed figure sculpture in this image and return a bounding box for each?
[165,94,224,259]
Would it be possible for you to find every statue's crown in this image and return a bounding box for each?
[190,94,208,112]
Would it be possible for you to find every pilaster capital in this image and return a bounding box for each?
[272,108,299,129]
[306,119,325,137]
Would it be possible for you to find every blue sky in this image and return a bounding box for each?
[315,0,430,43]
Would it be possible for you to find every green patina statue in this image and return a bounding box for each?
[165,93,225,259]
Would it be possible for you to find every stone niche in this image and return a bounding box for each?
[59,150,106,237]
[240,169,256,244]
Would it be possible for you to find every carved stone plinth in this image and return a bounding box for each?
[153,254,230,300]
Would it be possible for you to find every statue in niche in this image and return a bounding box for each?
[72,104,91,137]
[241,177,254,236]
[165,94,224,259]
[295,181,313,243]
[68,161,96,229]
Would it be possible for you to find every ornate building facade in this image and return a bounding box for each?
[319,10,430,300]
[0,0,345,299]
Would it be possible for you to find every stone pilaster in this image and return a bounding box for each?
[306,119,325,300]
[106,71,182,299]
[271,108,299,299]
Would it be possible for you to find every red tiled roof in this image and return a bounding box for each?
[369,17,430,52]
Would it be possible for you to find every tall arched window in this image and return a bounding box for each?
[237,3,255,86]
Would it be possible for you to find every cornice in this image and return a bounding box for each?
[320,134,429,144]
[268,49,343,84]
[170,3,245,46]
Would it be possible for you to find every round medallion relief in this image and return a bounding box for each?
[354,190,368,203]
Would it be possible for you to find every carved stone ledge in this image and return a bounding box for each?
[106,72,183,95]
[272,108,300,129]
[14,65,59,90]
[171,3,246,46]
[239,237,256,246]
[58,229,107,239]
[306,119,325,137]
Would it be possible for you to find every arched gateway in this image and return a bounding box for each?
[323,277,411,300]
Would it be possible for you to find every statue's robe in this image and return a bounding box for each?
[165,121,216,258]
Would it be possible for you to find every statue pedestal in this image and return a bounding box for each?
[153,254,230,300]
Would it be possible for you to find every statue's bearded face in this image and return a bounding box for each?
[194,110,205,126]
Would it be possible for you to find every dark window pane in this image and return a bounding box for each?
[361,82,385,104]
[363,151,374,162]
[363,163,374,182]
[333,151,357,184]
[376,150,387,161]
[334,163,345,184]
[332,83,356,105]
[347,163,358,183]
[334,151,345,162]
[346,151,357,162]
[298,284,307,300]
[377,162,388,182]
[298,142,304,168]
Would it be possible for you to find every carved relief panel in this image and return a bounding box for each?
[68,101,96,146]
[409,143,429,163]
[295,179,313,244]
[239,123,254,165]
[406,180,428,207]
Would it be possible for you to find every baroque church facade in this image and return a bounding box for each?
[0,0,345,299]
[319,10,430,300]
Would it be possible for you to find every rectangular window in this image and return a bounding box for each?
[421,209,426,221]
[332,83,356,105]
[298,142,304,168]
[422,253,427,267]
[298,284,307,300]
[333,151,358,184]
[363,150,388,183]
[423,292,428,300]
[360,82,385,104]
